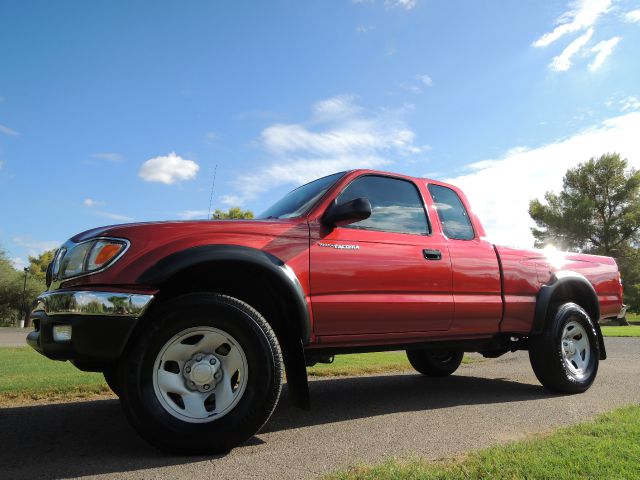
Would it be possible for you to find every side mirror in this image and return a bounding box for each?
[322,197,372,228]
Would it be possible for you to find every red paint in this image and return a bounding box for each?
[58,169,624,346]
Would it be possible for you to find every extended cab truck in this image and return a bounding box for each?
[27,170,624,454]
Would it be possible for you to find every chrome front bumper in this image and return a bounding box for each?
[33,290,154,317]
[28,290,155,362]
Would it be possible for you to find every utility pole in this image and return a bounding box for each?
[22,267,29,328]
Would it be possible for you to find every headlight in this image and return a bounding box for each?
[55,238,128,280]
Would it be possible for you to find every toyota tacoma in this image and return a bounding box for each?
[27,169,624,454]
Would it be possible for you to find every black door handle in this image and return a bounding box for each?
[423,249,442,260]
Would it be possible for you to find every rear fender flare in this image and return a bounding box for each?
[532,270,606,359]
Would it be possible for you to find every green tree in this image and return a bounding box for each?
[211,207,254,220]
[529,153,640,312]
[28,249,56,281]
[0,250,47,325]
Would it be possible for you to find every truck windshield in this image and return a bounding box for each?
[259,172,346,219]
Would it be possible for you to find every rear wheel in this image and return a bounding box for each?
[118,293,283,454]
[529,302,599,393]
[406,349,464,377]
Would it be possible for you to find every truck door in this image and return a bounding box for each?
[310,174,454,337]
[427,184,503,334]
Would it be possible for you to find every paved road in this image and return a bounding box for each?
[1,338,638,480]
[0,327,32,347]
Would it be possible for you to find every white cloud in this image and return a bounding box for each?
[82,198,131,221]
[588,36,621,71]
[10,256,27,271]
[533,0,611,47]
[621,96,640,111]
[13,236,60,256]
[415,74,433,87]
[83,198,106,207]
[385,0,417,10]
[138,152,200,184]
[311,94,361,121]
[220,195,243,206]
[356,25,375,33]
[549,28,594,71]
[0,123,18,136]
[94,211,134,222]
[91,152,123,163]
[623,9,640,23]
[444,112,640,248]
[204,131,218,143]
[176,209,209,220]
[225,95,423,205]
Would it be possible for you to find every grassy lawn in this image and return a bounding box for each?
[601,325,640,337]
[0,347,475,404]
[308,352,474,377]
[327,404,640,480]
[0,347,109,405]
[626,312,640,325]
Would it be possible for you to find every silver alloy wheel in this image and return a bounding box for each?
[561,320,591,379]
[152,326,249,423]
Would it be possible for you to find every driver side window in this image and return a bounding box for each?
[337,175,430,235]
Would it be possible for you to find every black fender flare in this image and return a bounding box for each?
[138,244,311,344]
[532,270,606,359]
[137,244,312,409]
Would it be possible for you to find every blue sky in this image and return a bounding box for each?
[1,0,640,268]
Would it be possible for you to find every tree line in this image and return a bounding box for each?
[0,250,53,326]
[530,153,639,312]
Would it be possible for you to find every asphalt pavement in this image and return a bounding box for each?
[0,327,31,347]
[1,338,638,480]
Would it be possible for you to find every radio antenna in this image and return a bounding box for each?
[207,164,218,220]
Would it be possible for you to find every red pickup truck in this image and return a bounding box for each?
[28,169,623,454]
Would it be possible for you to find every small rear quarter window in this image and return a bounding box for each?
[427,184,475,240]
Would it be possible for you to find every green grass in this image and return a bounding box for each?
[0,347,475,404]
[327,404,640,480]
[0,347,109,404]
[601,325,640,337]
[308,351,474,377]
[626,312,640,325]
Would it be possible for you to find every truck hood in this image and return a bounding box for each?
[70,218,306,244]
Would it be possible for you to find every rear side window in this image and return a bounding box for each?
[337,175,429,235]
[427,184,474,240]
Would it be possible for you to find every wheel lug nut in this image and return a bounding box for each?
[210,358,216,365]
[196,355,203,361]
[203,384,210,390]
[185,367,191,373]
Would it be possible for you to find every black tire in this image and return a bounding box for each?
[529,302,600,393]
[103,365,121,397]
[118,293,283,454]
[406,349,464,377]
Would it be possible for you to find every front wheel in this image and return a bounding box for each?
[118,293,283,454]
[406,349,464,377]
[103,365,121,397]
[529,302,600,393]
